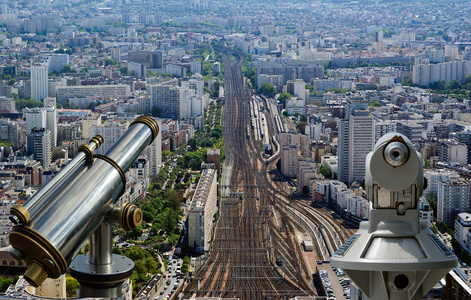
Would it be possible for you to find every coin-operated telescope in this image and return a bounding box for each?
[331,133,458,300]
[8,116,159,298]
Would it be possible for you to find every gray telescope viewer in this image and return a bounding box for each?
[331,133,458,300]
[8,115,159,298]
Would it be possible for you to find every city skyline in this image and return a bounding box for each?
[0,0,470,299]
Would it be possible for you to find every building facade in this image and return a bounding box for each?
[149,80,193,119]
[187,168,217,251]
[437,179,471,226]
[56,85,131,105]
[27,128,52,171]
[338,99,374,183]
[89,121,127,154]
[30,65,48,101]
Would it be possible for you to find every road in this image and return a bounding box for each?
[155,254,184,300]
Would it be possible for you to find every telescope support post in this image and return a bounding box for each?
[69,222,134,298]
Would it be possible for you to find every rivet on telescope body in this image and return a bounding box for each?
[43,258,55,268]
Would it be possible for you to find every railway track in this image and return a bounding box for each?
[182,49,311,299]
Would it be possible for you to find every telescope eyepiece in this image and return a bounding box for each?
[384,141,409,167]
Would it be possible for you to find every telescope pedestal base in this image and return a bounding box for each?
[69,254,134,298]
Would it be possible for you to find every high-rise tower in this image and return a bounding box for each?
[31,65,48,101]
[338,99,374,183]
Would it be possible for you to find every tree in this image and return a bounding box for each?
[188,138,197,151]
[104,58,118,66]
[119,66,128,75]
[66,275,79,297]
[211,127,222,139]
[448,79,461,90]
[142,204,157,222]
[0,140,14,147]
[277,92,291,106]
[401,78,413,86]
[112,247,123,255]
[368,101,382,107]
[170,137,175,152]
[15,98,43,111]
[167,190,183,211]
[259,82,276,96]
[465,74,471,85]
[62,64,74,73]
[162,150,171,159]
[0,277,13,292]
[425,192,437,219]
[125,246,151,261]
[151,106,162,117]
[431,80,447,91]
[126,222,145,239]
[319,165,331,178]
[296,121,308,134]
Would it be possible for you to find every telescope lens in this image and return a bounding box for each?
[384,142,409,167]
[394,274,409,290]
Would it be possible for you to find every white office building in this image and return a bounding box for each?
[281,144,298,177]
[25,108,46,135]
[149,80,194,119]
[31,65,48,101]
[27,128,52,170]
[286,79,307,101]
[45,105,57,148]
[456,213,471,254]
[375,121,396,142]
[144,118,162,181]
[128,62,146,79]
[187,96,204,119]
[424,169,459,196]
[56,85,131,105]
[46,54,69,73]
[89,121,128,154]
[437,179,471,226]
[111,48,121,62]
[190,61,203,75]
[181,77,205,99]
[338,99,375,183]
[412,58,471,87]
[25,104,57,149]
[187,168,217,251]
[165,64,186,77]
[81,113,102,139]
[279,132,310,178]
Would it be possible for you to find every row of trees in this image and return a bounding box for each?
[403,75,471,102]
[242,55,256,88]
[125,246,162,296]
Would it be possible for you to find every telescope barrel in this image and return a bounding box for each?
[10,135,104,225]
[9,116,159,287]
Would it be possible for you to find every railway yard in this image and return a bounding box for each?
[182,50,357,300]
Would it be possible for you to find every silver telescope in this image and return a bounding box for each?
[9,115,159,289]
